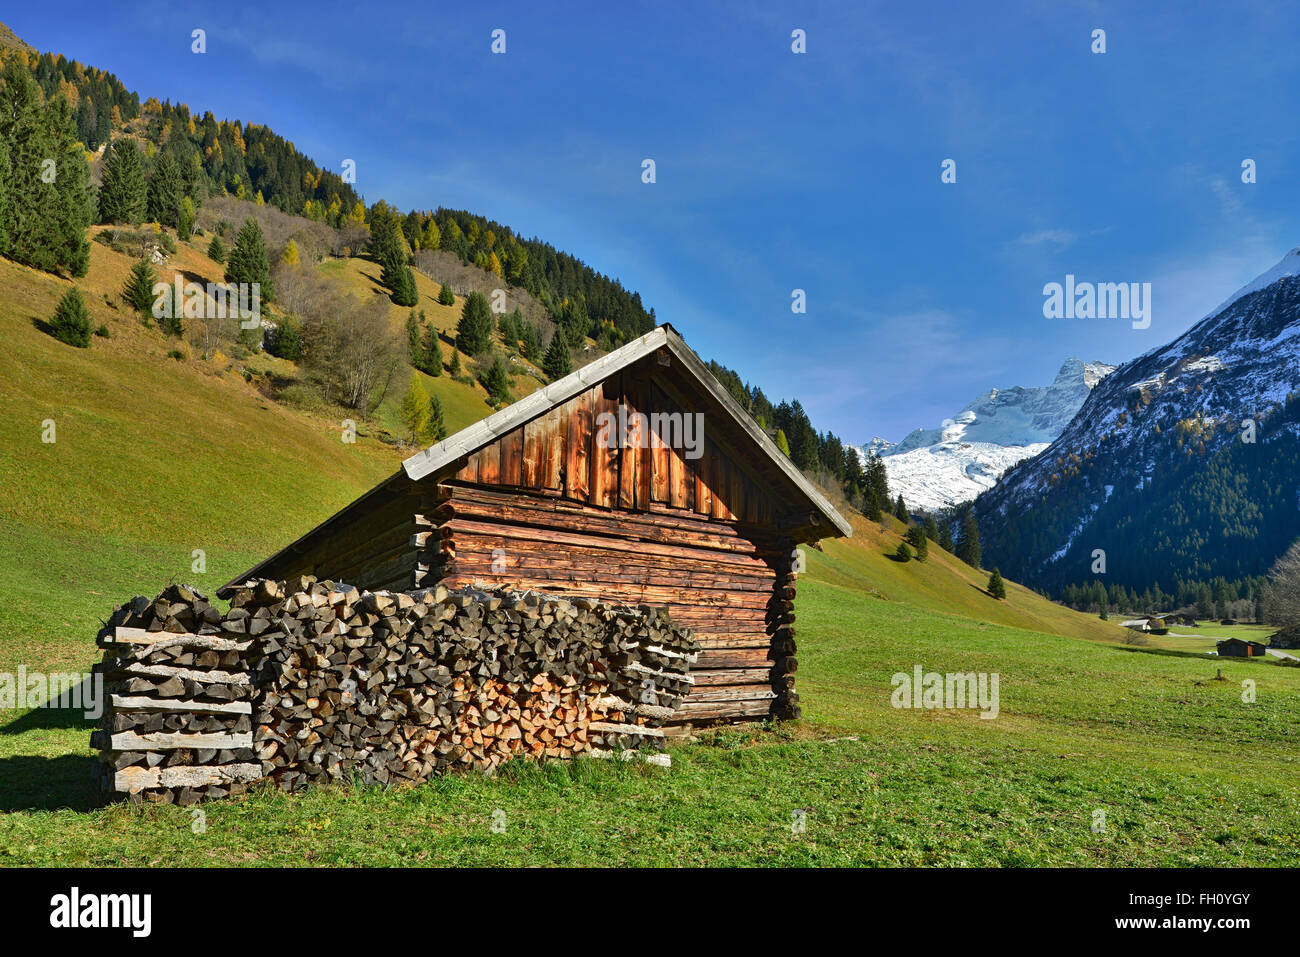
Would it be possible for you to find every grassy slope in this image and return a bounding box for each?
[1,242,1297,865]
[314,256,547,442]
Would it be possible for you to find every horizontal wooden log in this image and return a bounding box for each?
[100,628,249,652]
[114,763,262,793]
[685,686,776,704]
[104,730,253,751]
[106,663,249,686]
[691,667,774,687]
[672,698,773,720]
[108,695,252,716]
[588,721,665,738]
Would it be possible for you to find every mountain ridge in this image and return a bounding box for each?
[856,357,1115,512]
[977,244,1300,594]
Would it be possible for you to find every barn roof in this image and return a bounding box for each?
[218,324,850,595]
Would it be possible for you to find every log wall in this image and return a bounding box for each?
[420,482,799,725]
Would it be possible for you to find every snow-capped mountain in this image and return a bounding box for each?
[977,245,1300,591]
[856,359,1115,512]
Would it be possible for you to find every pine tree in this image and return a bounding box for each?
[146,151,183,227]
[49,286,91,347]
[957,509,982,568]
[906,524,928,562]
[542,326,571,380]
[923,515,939,542]
[422,323,443,376]
[427,393,447,441]
[406,311,422,365]
[449,348,461,376]
[207,235,225,263]
[0,61,92,276]
[266,318,302,360]
[98,137,147,225]
[281,239,300,266]
[122,258,157,316]
[456,291,493,355]
[939,525,955,552]
[225,218,274,301]
[438,282,455,306]
[775,429,791,457]
[894,494,909,523]
[482,355,512,404]
[521,321,543,361]
[988,568,1006,600]
[388,264,418,307]
[400,373,430,444]
[895,541,913,563]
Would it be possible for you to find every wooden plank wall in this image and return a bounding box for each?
[452,367,779,527]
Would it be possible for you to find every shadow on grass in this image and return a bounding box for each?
[0,704,96,735]
[0,754,103,812]
[1113,644,1227,662]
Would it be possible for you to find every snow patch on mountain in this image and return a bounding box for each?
[855,358,1115,513]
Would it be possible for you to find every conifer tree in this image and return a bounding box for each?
[482,355,512,404]
[923,515,939,542]
[542,326,571,380]
[775,429,791,457]
[281,239,300,266]
[449,348,461,376]
[122,258,157,316]
[98,137,147,225]
[956,508,982,569]
[895,541,913,563]
[146,151,183,227]
[49,286,92,347]
[0,61,91,275]
[988,568,1006,600]
[521,321,543,361]
[894,494,909,523]
[456,291,493,355]
[225,218,273,300]
[178,196,195,241]
[939,525,955,553]
[427,393,447,441]
[906,524,928,561]
[400,373,430,444]
[438,282,455,306]
[207,235,225,263]
[266,318,302,360]
[406,311,422,365]
[422,323,443,376]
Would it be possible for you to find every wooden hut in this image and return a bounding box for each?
[219,324,851,726]
[1216,638,1269,658]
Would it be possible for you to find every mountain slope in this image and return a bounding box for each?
[977,246,1300,592]
[858,358,1114,512]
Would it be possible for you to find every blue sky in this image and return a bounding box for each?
[10,1,1300,441]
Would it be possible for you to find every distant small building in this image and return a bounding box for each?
[1120,617,1168,634]
[1269,626,1300,650]
[1217,638,1269,658]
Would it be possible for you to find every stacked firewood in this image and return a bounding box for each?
[92,585,260,805]
[92,579,696,802]
[239,578,697,789]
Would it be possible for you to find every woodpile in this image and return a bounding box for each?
[92,585,258,805]
[92,579,696,803]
